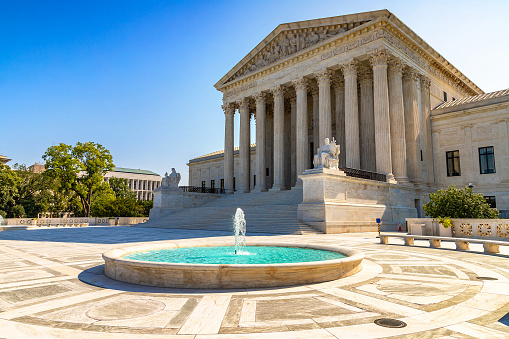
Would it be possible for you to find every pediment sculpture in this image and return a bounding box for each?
[313,138,340,170]
[229,26,350,82]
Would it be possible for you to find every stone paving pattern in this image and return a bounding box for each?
[1,226,509,338]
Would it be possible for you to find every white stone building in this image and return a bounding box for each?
[186,10,508,221]
[104,167,162,201]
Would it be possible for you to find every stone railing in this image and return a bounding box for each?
[2,217,148,227]
[406,218,509,240]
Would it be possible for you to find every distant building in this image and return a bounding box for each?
[0,155,12,165]
[29,163,46,173]
[104,167,162,201]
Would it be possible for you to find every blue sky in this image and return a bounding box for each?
[1,0,508,184]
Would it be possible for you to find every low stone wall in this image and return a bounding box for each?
[406,218,509,240]
[2,217,148,227]
[149,187,222,220]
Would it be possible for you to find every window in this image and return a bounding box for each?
[420,150,423,162]
[134,181,137,190]
[446,150,461,176]
[201,181,206,188]
[443,91,448,101]
[143,182,146,190]
[266,168,269,176]
[253,175,256,187]
[485,196,497,208]
[233,177,236,191]
[220,179,224,190]
[479,146,496,174]
[211,180,215,189]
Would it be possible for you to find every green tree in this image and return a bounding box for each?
[108,177,136,199]
[0,163,22,217]
[423,185,499,219]
[42,142,114,217]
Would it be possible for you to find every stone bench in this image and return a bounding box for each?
[380,234,509,254]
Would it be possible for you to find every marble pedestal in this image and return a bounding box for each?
[297,168,420,233]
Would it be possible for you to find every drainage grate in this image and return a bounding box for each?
[374,318,407,328]
[476,276,498,281]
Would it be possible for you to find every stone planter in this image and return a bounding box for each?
[438,223,452,237]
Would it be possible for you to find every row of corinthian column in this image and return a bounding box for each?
[222,48,432,194]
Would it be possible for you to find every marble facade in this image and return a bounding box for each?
[214,10,481,194]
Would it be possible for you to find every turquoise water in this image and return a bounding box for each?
[123,246,345,265]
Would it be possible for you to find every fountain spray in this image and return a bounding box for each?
[233,208,246,254]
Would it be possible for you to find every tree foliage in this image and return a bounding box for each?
[423,185,499,219]
[0,163,22,217]
[43,142,114,217]
[108,177,136,199]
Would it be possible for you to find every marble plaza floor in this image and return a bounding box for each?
[1,227,509,338]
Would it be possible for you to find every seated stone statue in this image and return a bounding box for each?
[313,138,340,170]
[161,168,181,188]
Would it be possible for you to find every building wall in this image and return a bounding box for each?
[431,97,509,216]
[104,171,162,201]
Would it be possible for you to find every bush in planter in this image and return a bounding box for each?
[423,185,499,219]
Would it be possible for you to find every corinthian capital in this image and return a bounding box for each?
[238,98,250,111]
[221,103,235,116]
[420,75,431,91]
[358,66,372,85]
[331,76,345,90]
[270,85,285,99]
[314,69,332,85]
[341,59,358,77]
[292,77,309,93]
[403,67,420,83]
[388,57,404,77]
[253,92,267,105]
[368,48,389,67]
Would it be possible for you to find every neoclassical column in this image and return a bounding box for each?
[222,103,235,194]
[342,60,360,169]
[290,92,297,186]
[310,84,319,153]
[421,76,434,185]
[369,48,393,178]
[388,58,409,183]
[238,98,251,193]
[315,69,332,146]
[358,66,376,172]
[403,67,423,184]
[253,92,267,192]
[293,78,309,183]
[270,85,286,191]
[332,76,345,168]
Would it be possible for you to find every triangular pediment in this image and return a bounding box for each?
[215,10,390,89]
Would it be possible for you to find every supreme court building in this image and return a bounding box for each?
[188,10,509,222]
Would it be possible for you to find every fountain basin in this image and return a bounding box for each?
[102,240,364,289]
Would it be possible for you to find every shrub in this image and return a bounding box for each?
[423,185,499,219]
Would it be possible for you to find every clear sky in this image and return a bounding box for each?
[1,0,508,185]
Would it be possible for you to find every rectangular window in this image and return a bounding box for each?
[266,168,269,176]
[446,150,461,176]
[201,181,205,188]
[220,179,224,190]
[485,196,497,208]
[211,180,215,189]
[134,181,137,190]
[443,91,448,101]
[479,146,496,174]
[143,182,146,190]
[253,175,256,187]
[233,177,236,191]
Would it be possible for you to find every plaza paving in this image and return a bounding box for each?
[1,226,509,338]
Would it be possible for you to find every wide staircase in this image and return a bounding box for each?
[139,188,321,235]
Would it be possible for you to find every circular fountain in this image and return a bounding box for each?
[102,208,363,289]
